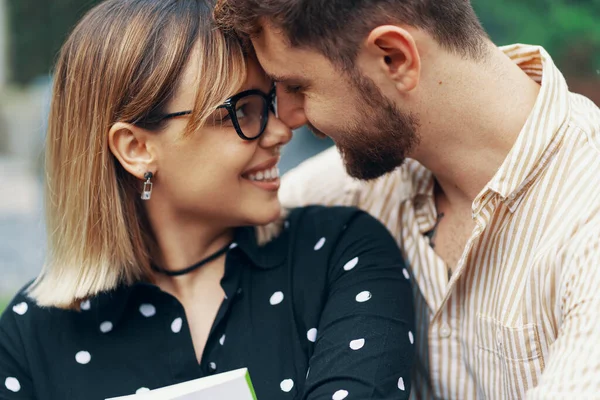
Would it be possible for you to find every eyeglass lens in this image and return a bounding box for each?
[233,94,268,139]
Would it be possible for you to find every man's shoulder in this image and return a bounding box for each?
[279,147,350,207]
[568,91,600,152]
[280,146,427,209]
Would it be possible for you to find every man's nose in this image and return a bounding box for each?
[275,85,308,130]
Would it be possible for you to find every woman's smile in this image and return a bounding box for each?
[241,156,281,191]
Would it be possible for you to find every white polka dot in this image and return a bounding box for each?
[332,389,349,400]
[284,221,290,229]
[75,351,91,365]
[5,377,20,393]
[307,328,318,343]
[314,237,326,251]
[209,362,217,370]
[349,338,365,350]
[355,291,372,303]
[171,317,183,333]
[219,334,226,345]
[402,268,410,280]
[136,387,150,394]
[280,379,294,392]
[100,321,113,333]
[343,257,359,271]
[408,331,414,344]
[80,300,91,310]
[139,304,156,317]
[398,377,406,391]
[12,302,28,316]
[229,242,238,249]
[269,291,284,305]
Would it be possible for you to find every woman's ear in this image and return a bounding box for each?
[363,25,421,93]
[108,122,157,180]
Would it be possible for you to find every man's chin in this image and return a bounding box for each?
[341,150,405,181]
[306,123,329,139]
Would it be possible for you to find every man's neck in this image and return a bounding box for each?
[412,44,541,208]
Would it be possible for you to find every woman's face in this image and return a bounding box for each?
[147,48,292,228]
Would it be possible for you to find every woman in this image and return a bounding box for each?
[0,0,414,399]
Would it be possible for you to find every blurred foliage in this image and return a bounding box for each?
[5,0,600,84]
[7,0,102,85]
[473,0,600,77]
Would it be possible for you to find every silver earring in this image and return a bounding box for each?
[141,172,153,200]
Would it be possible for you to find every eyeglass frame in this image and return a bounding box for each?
[133,87,276,141]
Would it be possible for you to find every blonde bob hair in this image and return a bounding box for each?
[29,0,249,308]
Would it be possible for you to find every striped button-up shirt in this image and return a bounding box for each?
[278,44,600,399]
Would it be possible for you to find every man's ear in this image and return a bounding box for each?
[362,25,421,93]
[108,122,157,180]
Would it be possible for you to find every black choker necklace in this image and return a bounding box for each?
[151,241,234,277]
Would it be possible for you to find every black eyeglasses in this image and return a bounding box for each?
[136,88,276,141]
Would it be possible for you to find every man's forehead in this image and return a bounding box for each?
[252,31,300,79]
[252,24,323,83]
[252,23,291,61]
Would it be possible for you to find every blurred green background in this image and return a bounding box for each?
[0,0,599,314]
[5,0,600,89]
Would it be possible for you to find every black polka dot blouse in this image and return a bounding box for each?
[0,206,415,400]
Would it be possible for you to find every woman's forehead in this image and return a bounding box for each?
[241,57,273,92]
[172,52,272,109]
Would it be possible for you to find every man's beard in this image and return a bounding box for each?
[309,72,419,181]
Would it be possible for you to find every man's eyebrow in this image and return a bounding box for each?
[267,72,308,84]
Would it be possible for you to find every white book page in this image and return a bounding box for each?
[106,368,257,400]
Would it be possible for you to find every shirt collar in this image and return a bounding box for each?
[480,44,571,212]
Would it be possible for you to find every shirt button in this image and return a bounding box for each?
[208,362,217,373]
[439,323,452,338]
[496,328,503,347]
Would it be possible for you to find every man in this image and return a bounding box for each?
[216,0,600,398]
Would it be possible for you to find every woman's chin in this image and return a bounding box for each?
[245,200,283,227]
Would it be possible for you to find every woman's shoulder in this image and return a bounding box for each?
[275,206,403,275]
[256,205,370,246]
[288,205,363,228]
[1,281,76,338]
[1,283,39,347]
[286,205,395,245]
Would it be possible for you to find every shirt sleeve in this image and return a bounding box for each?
[302,211,415,400]
[279,147,360,209]
[526,234,600,399]
[0,296,36,400]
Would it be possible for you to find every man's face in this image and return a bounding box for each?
[253,24,419,180]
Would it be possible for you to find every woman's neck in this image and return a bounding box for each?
[145,204,234,296]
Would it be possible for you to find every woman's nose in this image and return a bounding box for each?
[259,110,293,149]
[275,86,308,130]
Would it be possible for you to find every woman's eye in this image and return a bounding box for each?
[235,107,248,120]
[211,108,232,125]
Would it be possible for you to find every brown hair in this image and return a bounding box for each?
[216,0,488,67]
[29,0,246,308]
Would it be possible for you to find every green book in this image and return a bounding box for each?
[106,368,258,400]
